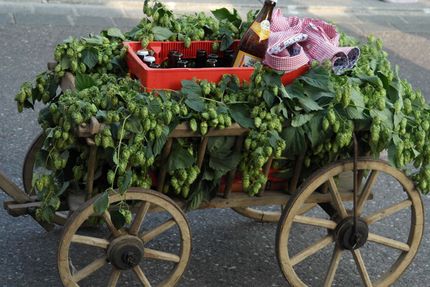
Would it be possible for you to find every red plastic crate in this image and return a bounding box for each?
[124,40,309,91]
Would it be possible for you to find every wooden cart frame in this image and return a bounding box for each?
[0,70,425,287]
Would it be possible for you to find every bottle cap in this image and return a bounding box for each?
[143,56,156,63]
[206,58,218,67]
[197,49,207,56]
[137,49,149,56]
[208,53,219,60]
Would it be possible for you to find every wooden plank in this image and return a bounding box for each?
[169,123,248,138]
[60,72,76,92]
[86,145,97,199]
[157,138,173,193]
[197,137,208,169]
[5,201,42,217]
[190,191,356,210]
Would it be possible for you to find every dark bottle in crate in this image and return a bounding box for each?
[168,50,181,68]
[196,49,207,68]
[233,0,276,67]
[223,49,235,67]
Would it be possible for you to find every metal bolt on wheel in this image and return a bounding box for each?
[276,159,424,287]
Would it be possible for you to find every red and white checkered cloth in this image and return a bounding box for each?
[264,9,360,74]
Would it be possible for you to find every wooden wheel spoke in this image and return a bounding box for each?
[72,256,107,282]
[103,211,121,237]
[291,235,333,266]
[107,268,121,287]
[328,177,348,219]
[323,245,343,287]
[142,219,176,243]
[293,215,337,230]
[352,249,373,287]
[144,248,180,263]
[368,233,410,252]
[71,235,110,249]
[357,170,379,215]
[133,265,152,287]
[365,200,412,225]
[298,203,317,215]
[129,201,151,235]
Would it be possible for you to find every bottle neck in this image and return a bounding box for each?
[257,0,277,22]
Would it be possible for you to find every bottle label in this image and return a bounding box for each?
[250,20,271,42]
[233,50,262,67]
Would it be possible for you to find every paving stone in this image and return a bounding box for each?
[353,15,405,33]
[14,13,72,26]
[74,5,125,17]
[391,16,430,33]
[0,13,14,25]
[0,2,34,14]
[112,16,139,29]
[33,3,77,16]
[122,8,144,19]
[71,15,115,26]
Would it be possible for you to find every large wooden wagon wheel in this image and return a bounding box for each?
[276,159,424,287]
[58,188,191,287]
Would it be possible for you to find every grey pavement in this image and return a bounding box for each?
[0,0,430,286]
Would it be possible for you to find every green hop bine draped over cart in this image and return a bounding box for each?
[0,0,428,286]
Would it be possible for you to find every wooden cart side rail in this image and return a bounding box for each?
[169,123,249,138]
[143,190,359,213]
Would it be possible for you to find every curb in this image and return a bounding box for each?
[0,1,430,17]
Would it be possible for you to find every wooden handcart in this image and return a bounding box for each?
[0,70,425,287]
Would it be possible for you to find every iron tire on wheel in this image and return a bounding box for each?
[276,159,424,287]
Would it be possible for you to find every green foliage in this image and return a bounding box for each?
[14,2,430,222]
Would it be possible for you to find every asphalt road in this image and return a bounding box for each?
[0,8,429,287]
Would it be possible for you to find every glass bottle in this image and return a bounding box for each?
[195,49,207,68]
[223,49,235,67]
[233,0,277,67]
[168,50,181,68]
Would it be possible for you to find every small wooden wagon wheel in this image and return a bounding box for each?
[22,132,45,195]
[58,188,191,287]
[22,132,70,225]
[276,159,424,287]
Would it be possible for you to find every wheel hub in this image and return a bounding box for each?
[334,216,369,251]
[107,235,145,270]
